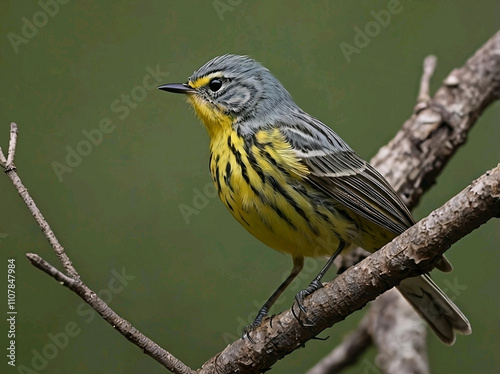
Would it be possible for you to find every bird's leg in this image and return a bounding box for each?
[243,256,304,339]
[295,241,346,317]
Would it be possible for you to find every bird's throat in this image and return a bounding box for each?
[187,95,234,139]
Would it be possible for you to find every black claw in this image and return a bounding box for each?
[295,280,323,313]
[291,299,314,327]
[243,321,260,343]
[292,280,325,326]
[243,330,255,344]
[243,309,268,343]
[295,289,310,314]
[291,303,301,322]
[269,314,275,328]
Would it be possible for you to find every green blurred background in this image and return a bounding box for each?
[1,1,498,373]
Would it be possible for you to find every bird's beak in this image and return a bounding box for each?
[157,83,196,94]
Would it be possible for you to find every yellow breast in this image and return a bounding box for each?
[208,127,357,258]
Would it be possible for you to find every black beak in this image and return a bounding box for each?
[157,83,196,94]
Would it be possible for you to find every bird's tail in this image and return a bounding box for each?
[396,274,472,345]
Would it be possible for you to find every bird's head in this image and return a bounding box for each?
[158,54,295,137]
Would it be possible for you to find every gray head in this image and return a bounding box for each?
[158,55,298,133]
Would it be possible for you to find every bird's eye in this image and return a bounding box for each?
[209,78,222,92]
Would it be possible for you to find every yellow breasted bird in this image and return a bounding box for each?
[158,54,471,344]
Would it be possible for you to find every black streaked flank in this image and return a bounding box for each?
[239,214,250,226]
[224,161,233,192]
[227,136,250,185]
[227,134,299,232]
[260,149,289,176]
[336,208,357,227]
[273,206,297,231]
[315,209,331,223]
[244,136,266,185]
[227,135,262,200]
[268,176,319,235]
[214,164,222,195]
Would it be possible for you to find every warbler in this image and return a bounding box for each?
[158,54,471,344]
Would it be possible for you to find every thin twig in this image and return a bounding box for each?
[417,55,437,104]
[26,253,196,374]
[6,122,18,169]
[0,122,16,168]
[0,147,7,165]
[1,124,194,374]
[4,159,80,280]
[26,253,76,286]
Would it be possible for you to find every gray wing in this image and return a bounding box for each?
[279,116,415,235]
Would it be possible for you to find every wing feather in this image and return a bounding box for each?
[279,118,414,235]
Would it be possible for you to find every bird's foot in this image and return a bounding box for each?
[242,307,268,343]
[293,279,323,326]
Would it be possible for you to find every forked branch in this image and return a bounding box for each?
[0,123,195,374]
[320,30,500,374]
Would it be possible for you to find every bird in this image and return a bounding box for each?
[157,54,471,344]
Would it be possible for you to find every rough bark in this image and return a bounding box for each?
[372,31,500,210]
[198,165,499,374]
[318,30,500,374]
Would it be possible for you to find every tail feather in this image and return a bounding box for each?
[397,274,471,345]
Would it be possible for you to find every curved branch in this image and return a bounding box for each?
[307,288,429,374]
[25,252,195,374]
[0,124,195,374]
[329,30,500,374]
[199,164,500,374]
[1,123,80,280]
[305,316,372,374]
[373,31,500,210]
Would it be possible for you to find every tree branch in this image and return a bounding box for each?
[0,125,196,374]
[369,289,429,374]
[305,316,372,374]
[198,164,500,374]
[373,31,500,210]
[326,30,500,374]
[24,252,195,374]
[307,288,429,374]
[1,123,80,280]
